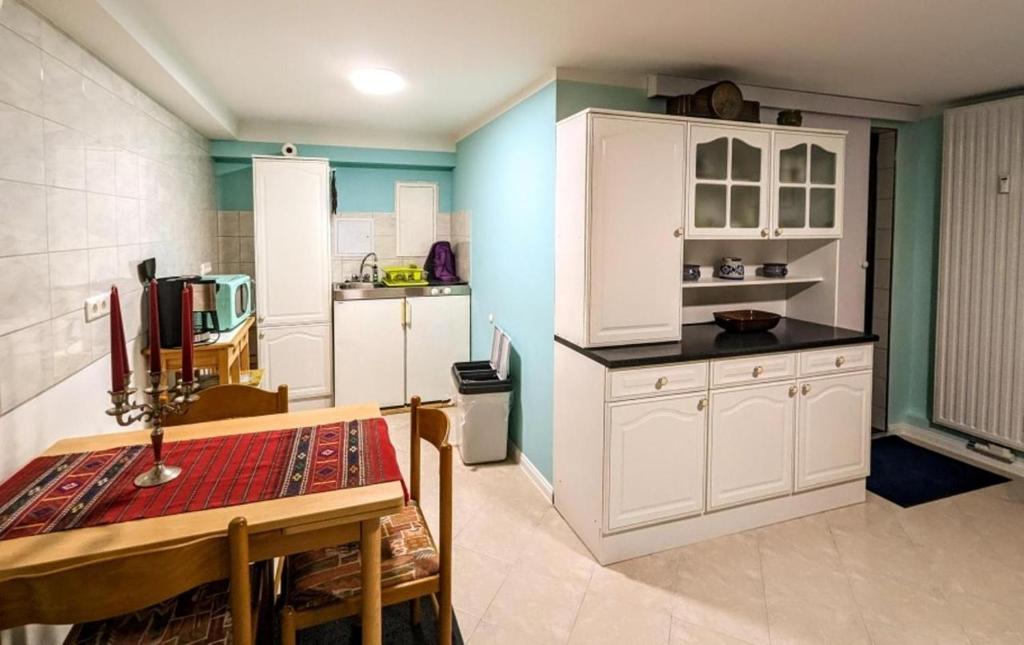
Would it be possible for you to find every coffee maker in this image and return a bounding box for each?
[138,259,221,347]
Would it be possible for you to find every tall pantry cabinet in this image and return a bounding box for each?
[253,156,333,407]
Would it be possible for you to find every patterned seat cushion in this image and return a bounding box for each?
[65,580,233,644]
[287,502,440,610]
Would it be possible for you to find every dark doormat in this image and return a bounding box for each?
[867,435,1010,507]
[297,596,463,644]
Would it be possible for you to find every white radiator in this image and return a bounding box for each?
[934,96,1024,451]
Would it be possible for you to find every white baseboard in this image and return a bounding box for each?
[509,442,554,504]
[889,423,1024,480]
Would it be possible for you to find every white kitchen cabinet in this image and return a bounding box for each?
[253,157,332,326]
[258,323,333,400]
[708,381,796,510]
[686,124,771,239]
[606,393,707,530]
[771,132,845,238]
[406,295,470,401]
[795,372,871,490]
[396,182,438,257]
[334,299,406,408]
[556,113,685,347]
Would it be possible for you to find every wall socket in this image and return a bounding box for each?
[200,261,213,275]
[84,292,111,322]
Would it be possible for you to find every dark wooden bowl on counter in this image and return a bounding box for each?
[713,310,782,333]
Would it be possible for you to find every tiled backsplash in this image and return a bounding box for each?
[216,209,255,276]
[0,0,217,414]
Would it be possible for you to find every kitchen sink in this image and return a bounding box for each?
[337,281,378,289]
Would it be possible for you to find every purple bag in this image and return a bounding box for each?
[424,241,459,283]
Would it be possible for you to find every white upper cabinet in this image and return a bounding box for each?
[253,157,332,325]
[584,115,686,346]
[396,182,438,257]
[685,124,771,239]
[771,132,845,238]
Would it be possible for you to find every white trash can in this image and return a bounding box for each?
[450,327,513,464]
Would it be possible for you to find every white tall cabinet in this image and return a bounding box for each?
[253,156,333,406]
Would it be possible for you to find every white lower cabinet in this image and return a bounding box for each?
[406,295,470,402]
[334,299,406,408]
[708,381,796,510]
[796,372,872,490]
[606,393,707,530]
[259,323,333,400]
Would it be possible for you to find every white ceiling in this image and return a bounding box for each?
[28,0,1024,150]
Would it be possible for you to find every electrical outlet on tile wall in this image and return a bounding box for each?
[84,293,111,322]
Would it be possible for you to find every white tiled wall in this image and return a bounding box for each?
[0,0,217,414]
[331,211,471,282]
[871,130,896,431]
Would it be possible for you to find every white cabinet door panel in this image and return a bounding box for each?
[333,300,406,408]
[587,116,685,346]
[259,323,332,400]
[406,295,470,402]
[708,382,795,510]
[396,183,437,257]
[771,132,845,239]
[796,372,871,490]
[606,393,707,531]
[253,158,331,325]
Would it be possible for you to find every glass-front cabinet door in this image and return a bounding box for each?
[771,132,845,238]
[685,124,771,239]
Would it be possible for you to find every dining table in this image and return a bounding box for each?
[0,403,406,645]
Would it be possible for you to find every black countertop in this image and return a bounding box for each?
[555,318,878,368]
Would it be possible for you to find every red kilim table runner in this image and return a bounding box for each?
[0,418,404,541]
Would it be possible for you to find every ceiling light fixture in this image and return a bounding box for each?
[349,68,405,95]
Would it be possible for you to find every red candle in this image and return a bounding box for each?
[148,279,161,374]
[109,286,126,392]
[181,283,194,383]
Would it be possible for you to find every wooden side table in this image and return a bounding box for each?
[146,316,255,385]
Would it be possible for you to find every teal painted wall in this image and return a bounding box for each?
[881,117,943,429]
[556,80,665,120]
[454,82,557,479]
[211,141,455,213]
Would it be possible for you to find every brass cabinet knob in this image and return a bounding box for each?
[774,228,783,237]
[258,315,265,323]
[789,385,798,398]
[802,383,812,395]
[697,398,708,411]
[760,228,769,238]
[752,366,764,377]
[835,356,846,367]
[673,227,684,238]
[259,332,265,339]
[654,377,669,390]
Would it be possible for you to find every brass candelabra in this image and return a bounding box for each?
[106,371,199,487]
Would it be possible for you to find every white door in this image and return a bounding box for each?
[606,393,707,531]
[686,124,771,239]
[771,133,845,239]
[259,323,332,400]
[333,299,406,408]
[253,158,332,325]
[395,183,438,257]
[795,372,871,490]
[708,381,796,510]
[588,116,685,346]
[406,295,470,402]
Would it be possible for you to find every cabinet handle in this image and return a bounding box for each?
[259,332,265,339]
[406,301,411,328]
[400,301,407,328]
[752,365,764,378]
[654,377,668,390]
[802,383,812,395]
[673,227,684,238]
[258,315,265,323]
[835,356,846,367]
[697,398,708,411]
[760,228,769,238]
[774,228,783,237]
[789,385,798,398]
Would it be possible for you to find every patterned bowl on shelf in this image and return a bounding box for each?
[717,257,745,280]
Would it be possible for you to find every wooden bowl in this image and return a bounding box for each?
[713,310,781,333]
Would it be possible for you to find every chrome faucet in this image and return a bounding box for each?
[358,252,378,283]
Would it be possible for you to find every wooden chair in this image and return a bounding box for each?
[163,384,288,426]
[0,518,257,645]
[278,396,453,644]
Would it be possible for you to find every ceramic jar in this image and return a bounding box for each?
[718,257,745,280]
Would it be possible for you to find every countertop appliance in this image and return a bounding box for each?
[154,275,217,347]
[207,274,253,331]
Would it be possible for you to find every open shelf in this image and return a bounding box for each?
[682,274,824,289]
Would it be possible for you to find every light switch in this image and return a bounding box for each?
[84,292,111,322]
[999,174,1011,194]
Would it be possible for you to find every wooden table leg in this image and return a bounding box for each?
[230,355,242,383]
[217,352,231,385]
[361,518,382,645]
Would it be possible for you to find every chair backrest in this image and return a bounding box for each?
[408,397,452,568]
[0,518,254,644]
[164,384,288,426]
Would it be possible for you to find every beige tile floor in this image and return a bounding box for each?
[388,414,1024,645]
